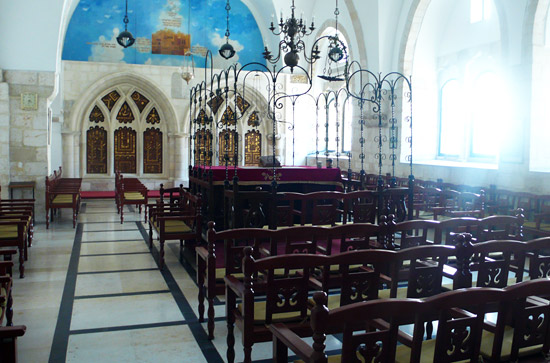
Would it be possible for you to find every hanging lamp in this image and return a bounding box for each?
[219,0,236,59]
[116,0,135,48]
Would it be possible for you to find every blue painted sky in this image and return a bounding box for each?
[63,0,266,68]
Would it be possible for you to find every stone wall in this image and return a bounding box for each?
[0,70,9,199]
[2,69,55,221]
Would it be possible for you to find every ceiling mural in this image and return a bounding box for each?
[62,0,266,68]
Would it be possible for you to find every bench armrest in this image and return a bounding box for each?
[0,325,26,339]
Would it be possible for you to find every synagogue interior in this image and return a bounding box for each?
[2,0,550,362]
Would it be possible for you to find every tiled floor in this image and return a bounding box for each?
[13,199,257,362]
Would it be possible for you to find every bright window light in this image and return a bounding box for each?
[439,80,464,156]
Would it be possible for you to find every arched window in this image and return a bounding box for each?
[85,88,166,176]
[438,80,464,156]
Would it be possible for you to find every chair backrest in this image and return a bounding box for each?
[475,212,524,242]
[435,217,480,245]
[341,190,377,224]
[389,218,440,249]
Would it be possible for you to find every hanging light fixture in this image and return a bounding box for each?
[181,1,194,84]
[117,0,135,48]
[263,0,318,71]
[318,0,348,82]
[181,51,195,84]
[219,0,235,59]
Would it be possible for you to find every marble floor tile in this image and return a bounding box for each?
[66,325,207,363]
[80,229,144,242]
[78,253,158,273]
[80,240,150,255]
[82,222,144,232]
[75,269,167,296]
[70,293,184,331]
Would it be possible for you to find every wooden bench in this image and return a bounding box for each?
[45,166,81,228]
[0,249,26,362]
[147,185,201,269]
[270,279,550,363]
[115,171,148,224]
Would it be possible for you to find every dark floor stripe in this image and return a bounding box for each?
[80,252,150,257]
[48,223,83,363]
[80,203,87,213]
[136,222,223,362]
[81,229,140,233]
[74,290,171,300]
[77,268,158,275]
[69,320,187,335]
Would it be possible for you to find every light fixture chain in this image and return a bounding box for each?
[225,0,231,38]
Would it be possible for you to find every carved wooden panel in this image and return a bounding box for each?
[101,90,121,111]
[207,95,223,114]
[245,130,261,166]
[221,106,236,126]
[116,101,135,124]
[86,126,107,174]
[146,107,161,125]
[247,111,260,127]
[236,95,250,114]
[219,129,237,164]
[89,105,105,123]
[114,127,136,173]
[143,128,163,174]
[131,91,150,113]
[194,128,212,166]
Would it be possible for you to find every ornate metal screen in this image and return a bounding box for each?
[143,128,163,174]
[194,128,212,166]
[114,127,136,173]
[245,130,261,166]
[219,129,237,164]
[86,126,107,174]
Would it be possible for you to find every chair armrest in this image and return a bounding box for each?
[224,275,245,297]
[0,249,16,257]
[0,326,26,338]
[196,246,209,261]
[269,323,314,360]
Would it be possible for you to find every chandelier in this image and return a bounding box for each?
[318,0,348,82]
[116,0,135,48]
[263,0,319,70]
[219,0,236,59]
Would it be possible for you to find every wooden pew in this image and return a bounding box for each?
[270,280,550,363]
[0,250,26,362]
[45,166,81,228]
[0,216,28,278]
[115,171,148,224]
[147,185,201,269]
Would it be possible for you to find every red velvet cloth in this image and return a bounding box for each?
[194,166,343,189]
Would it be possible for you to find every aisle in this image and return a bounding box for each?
[13,199,288,362]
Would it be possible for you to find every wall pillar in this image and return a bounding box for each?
[0,71,10,199]
[61,131,77,177]
[170,133,189,187]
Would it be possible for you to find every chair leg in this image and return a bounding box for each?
[120,204,124,224]
[46,207,50,229]
[197,258,205,323]
[148,224,153,249]
[159,239,165,269]
[6,288,13,326]
[226,292,236,363]
[208,295,215,340]
[18,246,24,278]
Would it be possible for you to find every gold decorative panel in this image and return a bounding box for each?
[116,101,135,124]
[219,129,237,164]
[207,95,223,114]
[86,126,107,174]
[89,105,105,123]
[194,128,212,166]
[143,128,163,174]
[197,109,209,126]
[236,95,250,114]
[247,111,260,127]
[245,130,261,166]
[131,91,150,113]
[114,127,136,173]
[101,90,121,111]
[221,106,236,126]
[146,107,161,125]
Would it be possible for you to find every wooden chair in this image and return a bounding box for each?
[341,189,377,224]
[388,218,440,249]
[0,217,28,278]
[148,185,201,269]
[270,285,511,363]
[226,247,400,363]
[0,249,26,362]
